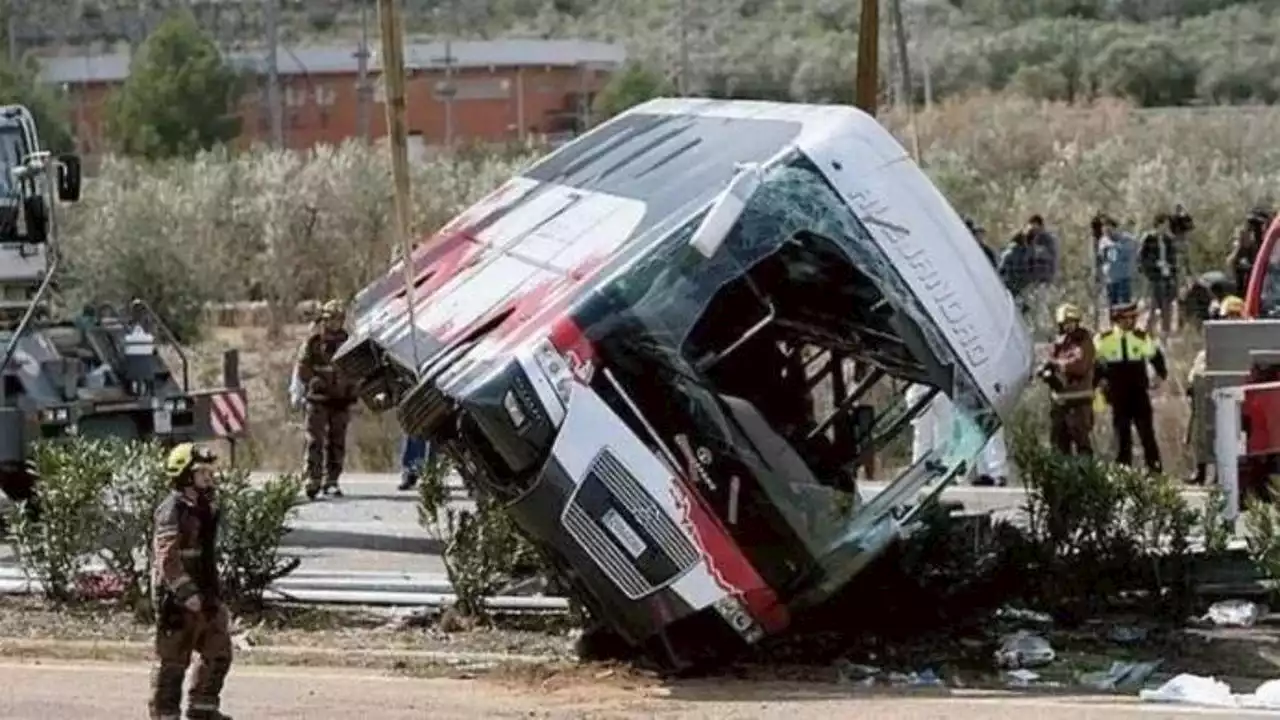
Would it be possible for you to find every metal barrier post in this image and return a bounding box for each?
[1212,386,1243,524]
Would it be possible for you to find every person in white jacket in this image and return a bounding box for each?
[907,384,1009,486]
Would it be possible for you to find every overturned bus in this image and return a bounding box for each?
[335,99,1034,670]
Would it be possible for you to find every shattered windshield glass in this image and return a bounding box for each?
[581,152,999,601]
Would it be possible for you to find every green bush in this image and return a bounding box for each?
[1006,421,1202,622]
[212,469,303,613]
[5,438,165,611]
[415,453,547,619]
[4,439,300,617]
[1244,480,1280,604]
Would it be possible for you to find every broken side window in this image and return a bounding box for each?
[579,153,1002,602]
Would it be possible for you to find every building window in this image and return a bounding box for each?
[284,85,307,108]
[314,83,336,107]
[434,77,512,101]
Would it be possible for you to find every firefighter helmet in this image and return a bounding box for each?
[318,299,345,320]
[1054,302,1083,325]
[165,442,217,483]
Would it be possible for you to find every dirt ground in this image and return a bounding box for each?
[0,659,1269,719]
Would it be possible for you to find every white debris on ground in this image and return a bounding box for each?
[1204,599,1265,628]
[993,607,1053,626]
[1077,660,1161,691]
[1003,668,1042,688]
[1140,674,1280,710]
[995,630,1055,669]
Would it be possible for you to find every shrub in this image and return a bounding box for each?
[212,469,303,613]
[416,453,547,619]
[1244,480,1280,604]
[4,438,162,610]
[4,439,300,616]
[1006,420,1203,623]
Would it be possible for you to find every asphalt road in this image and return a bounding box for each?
[0,660,1268,719]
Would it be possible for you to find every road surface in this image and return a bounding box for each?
[0,660,1268,719]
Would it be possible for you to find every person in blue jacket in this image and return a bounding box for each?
[399,434,429,491]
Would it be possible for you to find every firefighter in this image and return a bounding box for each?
[149,443,233,720]
[299,299,357,499]
[1040,302,1096,456]
[1185,295,1246,484]
[1094,301,1169,472]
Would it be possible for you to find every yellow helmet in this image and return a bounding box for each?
[1221,295,1245,318]
[165,442,217,481]
[1054,302,1083,325]
[318,299,345,321]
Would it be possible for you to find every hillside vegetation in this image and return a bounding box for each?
[10,1,1280,109]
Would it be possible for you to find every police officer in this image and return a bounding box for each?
[298,299,357,499]
[149,443,233,720]
[1094,302,1169,472]
[1041,303,1096,456]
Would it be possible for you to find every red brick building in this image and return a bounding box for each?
[36,39,627,155]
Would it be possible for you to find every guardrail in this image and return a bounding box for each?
[0,565,570,612]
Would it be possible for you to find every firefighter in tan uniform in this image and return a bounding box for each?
[298,299,357,499]
[149,443,233,720]
[1040,303,1096,455]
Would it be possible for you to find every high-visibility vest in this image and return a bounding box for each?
[1094,329,1159,364]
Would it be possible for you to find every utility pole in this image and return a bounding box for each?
[7,5,19,68]
[854,0,879,117]
[889,0,911,108]
[443,36,455,147]
[265,0,283,148]
[355,0,372,142]
[677,0,689,95]
[918,4,932,108]
[376,0,421,371]
[443,0,458,148]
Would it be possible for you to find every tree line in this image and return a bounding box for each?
[1,10,240,159]
[586,0,1280,116]
[2,1,1276,159]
